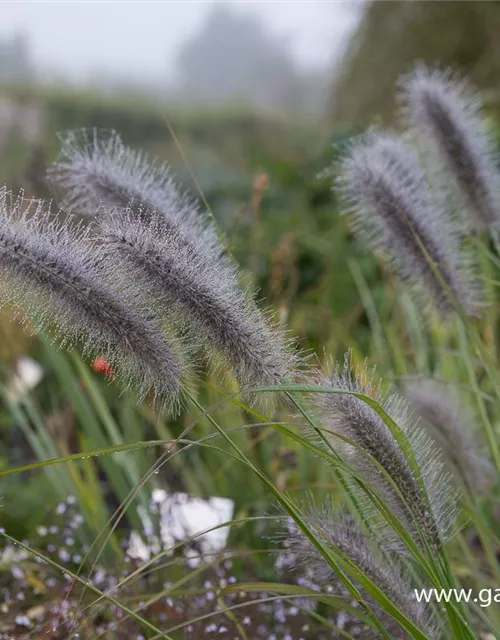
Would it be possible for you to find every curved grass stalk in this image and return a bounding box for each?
[185,389,434,640]
[72,410,416,637]
[65,407,218,634]
[161,113,230,255]
[156,592,373,640]
[246,384,477,638]
[198,386,470,633]
[0,439,169,476]
[221,387,385,532]
[76,518,278,635]
[66,411,294,631]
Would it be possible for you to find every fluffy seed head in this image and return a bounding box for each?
[0,189,185,411]
[280,503,435,639]
[99,210,297,395]
[338,131,480,318]
[407,381,491,493]
[47,128,218,254]
[309,354,457,551]
[400,66,500,231]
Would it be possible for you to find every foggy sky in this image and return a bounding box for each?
[0,1,361,83]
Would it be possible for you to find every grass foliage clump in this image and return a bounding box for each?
[3,66,500,639]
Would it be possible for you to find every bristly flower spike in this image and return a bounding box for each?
[407,380,492,493]
[310,354,457,552]
[0,189,185,411]
[98,210,297,397]
[400,66,500,231]
[337,130,479,318]
[47,128,218,255]
[280,503,437,639]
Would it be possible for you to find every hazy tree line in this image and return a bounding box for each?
[4,1,498,121]
[0,5,328,114]
[175,5,327,113]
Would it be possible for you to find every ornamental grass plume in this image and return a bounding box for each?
[407,380,491,493]
[337,130,479,318]
[47,127,297,395]
[99,209,296,393]
[280,503,436,639]
[0,189,185,410]
[47,128,217,254]
[400,66,500,231]
[310,354,457,552]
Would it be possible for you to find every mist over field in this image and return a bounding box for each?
[0,1,360,112]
